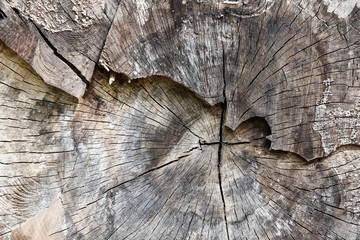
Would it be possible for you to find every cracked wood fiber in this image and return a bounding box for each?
[100,0,360,160]
[0,0,360,239]
[0,0,119,97]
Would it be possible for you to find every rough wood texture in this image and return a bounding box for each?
[1,39,360,239]
[0,0,119,96]
[1,0,360,159]
[100,0,360,160]
[6,0,120,81]
[1,0,360,239]
[0,1,86,97]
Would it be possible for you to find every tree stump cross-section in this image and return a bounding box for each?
[0,0,360,239]
[1,40,360,239]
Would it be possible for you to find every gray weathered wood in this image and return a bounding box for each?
[1,0,360,239]
[0,0,120,96]
[100,0,360,160]
[1,39,360,239]
[6,0,120,81]
[0,1,86,97]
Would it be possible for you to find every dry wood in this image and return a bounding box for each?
[0,0,119,97]
[0,1,86,97]
[0,0,360,239]
[100,0,360,160]
[1,39,360,239]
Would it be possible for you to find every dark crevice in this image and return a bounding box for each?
[96,0,122,63]
[0,9,7,20]
[184,146,199,153]
[11,7,27,24]
[223,141,250,145]
[218,102,229,240]
[103,157,184,194]
[139,83,204,141]
[200,141,250,146]
[12,7,20,15]
[29,20,89,86]
[219,44,230,240]
[102,146,199,195]
[200,140,220,146]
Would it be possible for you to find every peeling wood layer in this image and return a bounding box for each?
[99,0,360,160]
[1,0,119,85]
[0,0,359,159]
[323,0,360,18]
[0,2,86,98]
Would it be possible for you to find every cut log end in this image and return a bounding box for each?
[2,0,360,160]
[1,0,360,239]
[1,41,360,239]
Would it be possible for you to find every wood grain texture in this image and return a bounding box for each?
[0,1,86,98]
[0,41,225,239]
[1,0,359,159]
[6,0,120,82]
[1,40,360,239]
[1,0,360,239]
[222,118,360,239]
[100,0,360,160]
[0,0,120,96]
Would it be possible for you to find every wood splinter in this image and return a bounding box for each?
[109,71,116,85]
[98,59,110,72]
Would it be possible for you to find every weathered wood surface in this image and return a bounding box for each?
[0,0,360,239]
[100,0,360,160]
[1,0,120,96]
[0,1,86,97]
[2,0,360,160]
[1,40,360,239]
[5,0,120,81]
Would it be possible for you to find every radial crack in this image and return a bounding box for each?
[29,19,89,85]
[103,147,199,195]
[218,44,230,240]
